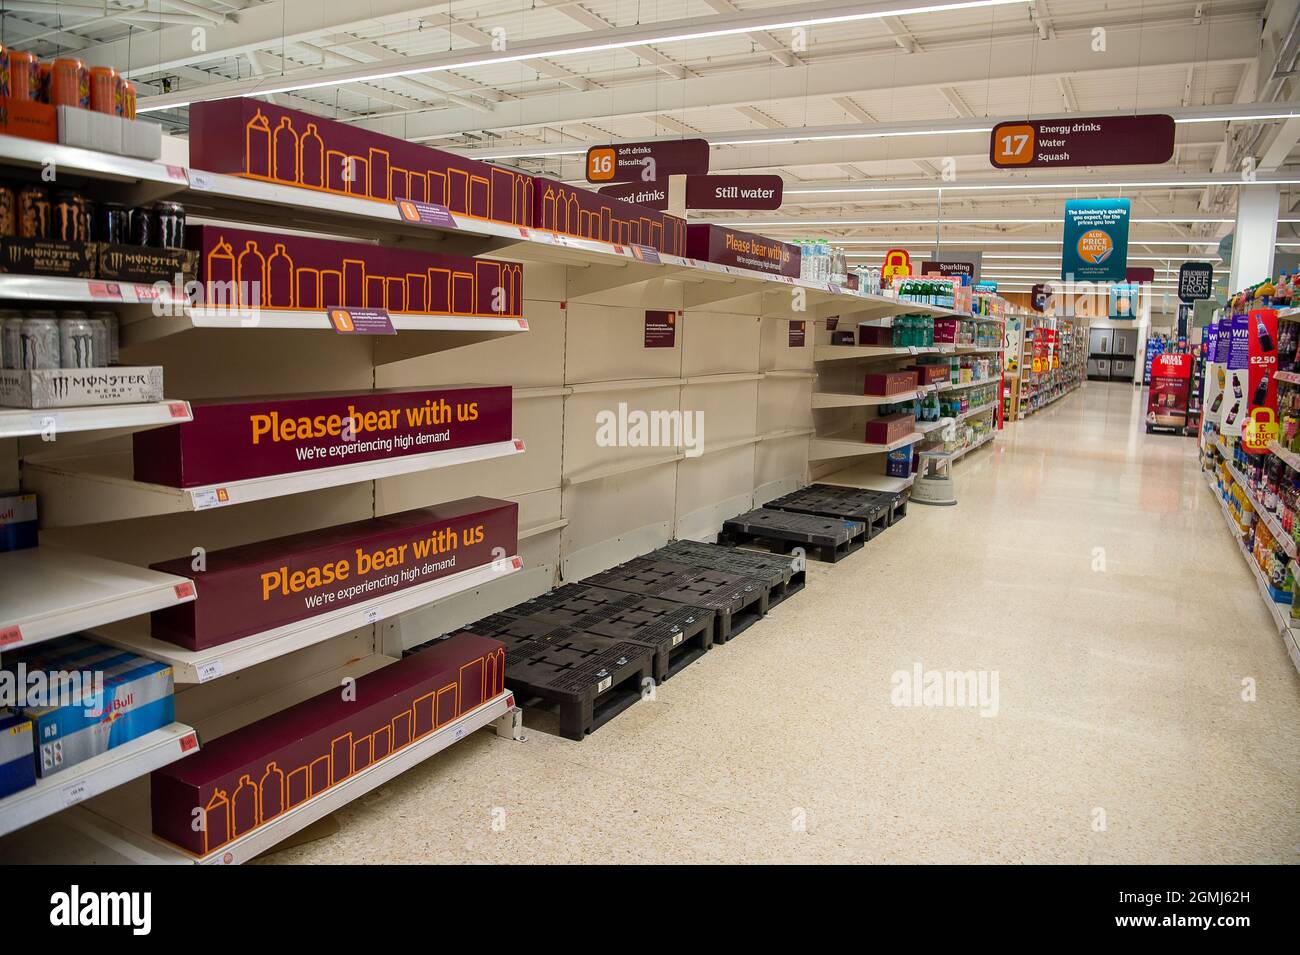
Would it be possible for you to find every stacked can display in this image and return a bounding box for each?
[1,308,118,369]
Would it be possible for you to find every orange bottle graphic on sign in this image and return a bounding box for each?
[205,237,236,307]
[203,789,231,854]
[273,117,299,183]
[267,243,293,308]
[259,763,285,823]
[300,123,325,189]
[237,240,267,309]
[232,774,259,837]
[245,110,272,179]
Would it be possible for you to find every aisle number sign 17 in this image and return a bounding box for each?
[989,116,1175,169]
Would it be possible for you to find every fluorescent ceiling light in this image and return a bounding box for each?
[710,217,1234,226]
[786,178,1300,194]
[712,127,993,146]
[138,0,1029,112]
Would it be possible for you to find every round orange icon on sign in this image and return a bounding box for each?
[329,308,355,332]
[587,147,617,182]
[1076,229,1114,265]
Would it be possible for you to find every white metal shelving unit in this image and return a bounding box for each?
[1,548,196,652]
[0,723,199,840]
[23,438,525,526]
[0,401,192,439]
[92,556,523,683]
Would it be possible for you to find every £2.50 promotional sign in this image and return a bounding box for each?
[1244,308,1280,455]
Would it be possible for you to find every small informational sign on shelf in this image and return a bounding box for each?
[327,307,396,336]
[644,310,677,348]
[395,199,459,229]
[989,115,1174,169]
[789,320,806,347]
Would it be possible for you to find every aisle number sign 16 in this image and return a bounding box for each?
[993,124,1035,166]
[587,148,617,182]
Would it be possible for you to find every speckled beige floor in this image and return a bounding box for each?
[262,382,1300,864]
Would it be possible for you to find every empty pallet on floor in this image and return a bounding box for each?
[583,559,770,643]
[719,508,868,563]
[766,484,908,534]
[654,539,805,604]
[450,616,656,741]
[495,583,714,681]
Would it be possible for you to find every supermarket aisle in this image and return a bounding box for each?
[263,382,1300,864]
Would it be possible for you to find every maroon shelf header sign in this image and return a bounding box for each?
[586,139,709,184]
[685,175,783,210]
[597,182,670,210]
[989,115,1175,170]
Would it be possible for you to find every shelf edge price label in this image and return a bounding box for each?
[190,487,230,510]
[0,625,22,648]
[180,732,199,753]
[196,660,224,683]
[60,780,91,808]
[174,581,195,600]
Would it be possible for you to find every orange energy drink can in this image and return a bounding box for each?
[121,78,136,119]
[89,66,121,115]
[35,61,52,103]
[51,58,89,109]
[8,51,39,102]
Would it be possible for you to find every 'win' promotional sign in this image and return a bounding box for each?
[1061,198,1130,283]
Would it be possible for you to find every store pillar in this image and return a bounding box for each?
[1228,185,1280,293]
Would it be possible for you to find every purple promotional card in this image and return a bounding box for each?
[396,199,459,230]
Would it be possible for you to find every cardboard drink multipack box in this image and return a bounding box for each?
[131,384,512,487]
[865,413,917,445]
[150,632,505,856]
[863,370,919,397]
[0,710,36,798]
[0,367,166,409]
[149,497,519,650]
[3,635,175,778]
[0,491,38,552]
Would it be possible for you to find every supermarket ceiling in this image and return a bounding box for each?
[6,0,1299,280]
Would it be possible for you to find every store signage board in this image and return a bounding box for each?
[684,175,783,210]
[585,139,709,184]
[974,281,998,293]
[644,310,677,348]
[1109,284,1138,320]
[598,182,669,210]
[989,115,1174,169]
[1061,198,1130,282]
[1178,262,1214,302]
[328,307,396,335]
[882,249,912,286]
[922,260,975,283]
[396,199,459,230]
[630,244,662,265]
[789,320,806,347]
[1125,267,1156,284]
[1244,308,1279,455]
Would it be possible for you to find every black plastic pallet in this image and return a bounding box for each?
[718,507,867,563]
[766,488,891,538]
[585,559,768,643]
[654,539,805,604]
[447,621,653,741]
[767,483,907,532]
[479,584,714,682]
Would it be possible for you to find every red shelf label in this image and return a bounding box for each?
[0,625,22,647]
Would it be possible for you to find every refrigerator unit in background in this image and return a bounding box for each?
[1087,357,1111,380]
[1111,358,1136,383]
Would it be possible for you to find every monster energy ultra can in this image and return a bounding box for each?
[58,311,96,368]
[19,313,60,370]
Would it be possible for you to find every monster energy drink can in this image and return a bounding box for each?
[1,310,24,369]
[89,309,120,365]
[58,311,96,368]
[19,313,60,370]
